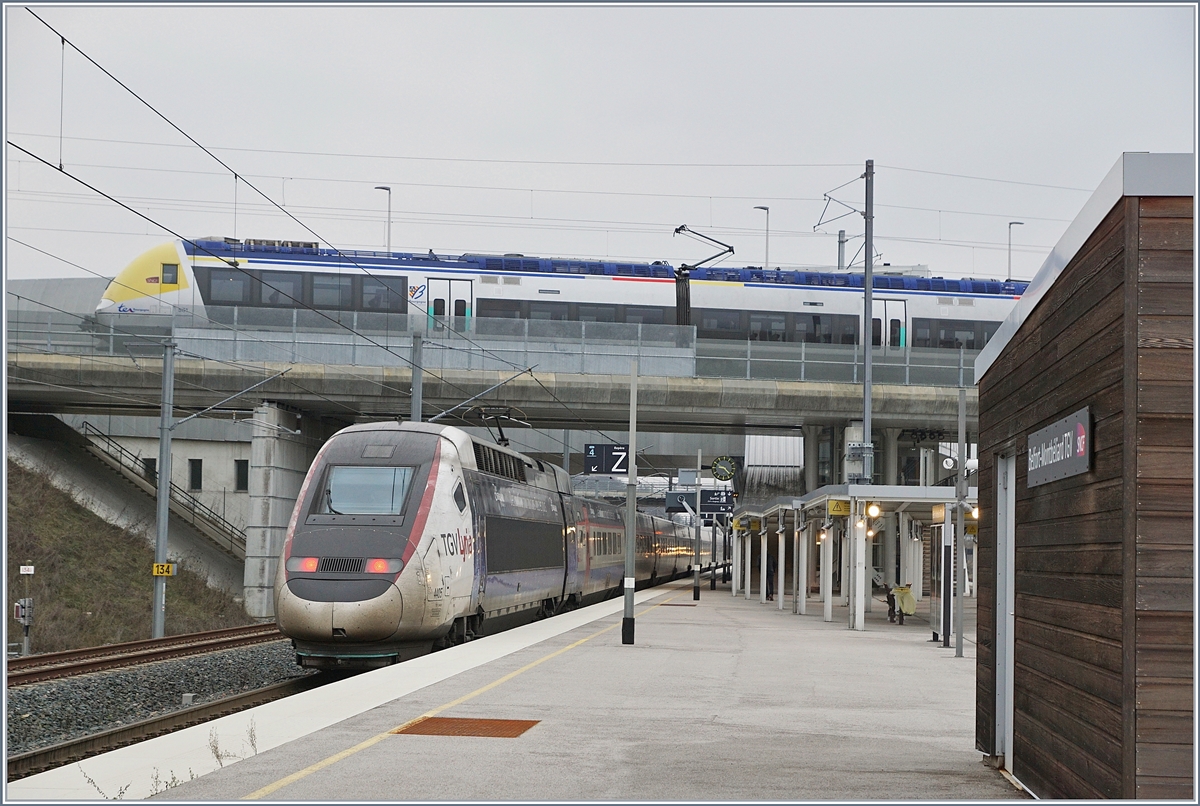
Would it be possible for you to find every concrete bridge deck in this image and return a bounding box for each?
[7,353,977,434]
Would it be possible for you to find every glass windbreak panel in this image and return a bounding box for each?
[261,272,303,306]
[313,274,353,309]
[320,466,415,515]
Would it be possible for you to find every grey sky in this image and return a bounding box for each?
[5,4,1196,284]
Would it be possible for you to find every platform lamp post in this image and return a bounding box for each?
[376,186,392,254]
[754,206,770,271]
[1007,221,1023,281]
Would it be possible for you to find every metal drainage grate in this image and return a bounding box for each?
[391,717,540,738]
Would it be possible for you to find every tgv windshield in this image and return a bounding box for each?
[321,466,414,515]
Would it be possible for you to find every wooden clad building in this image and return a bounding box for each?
[974,153,1194,799]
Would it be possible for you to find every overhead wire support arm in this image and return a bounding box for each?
[170,369,292,430]
[427,367,535,424]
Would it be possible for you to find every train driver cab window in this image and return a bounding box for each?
[319,466,415,515]
[161,263,178,285]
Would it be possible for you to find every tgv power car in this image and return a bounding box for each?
[274,422,707,669]
[95,237,1027,351]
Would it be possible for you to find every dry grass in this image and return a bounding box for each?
[6,460,254,653]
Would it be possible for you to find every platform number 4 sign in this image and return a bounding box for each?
[584,444,629,475]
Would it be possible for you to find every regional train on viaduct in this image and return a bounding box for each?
[93,237,1028,352]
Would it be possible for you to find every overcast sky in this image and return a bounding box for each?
[5,4,1196,286]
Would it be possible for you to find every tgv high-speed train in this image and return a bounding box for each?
[275,421,710,669]
[95,237,1028,351]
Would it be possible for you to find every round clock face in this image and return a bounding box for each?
[711,456,736,481]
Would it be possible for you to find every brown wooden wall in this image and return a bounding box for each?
[976,195,1193,799]
[1128,196,1193,799]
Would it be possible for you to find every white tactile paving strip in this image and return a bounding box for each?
[6,586,678,801]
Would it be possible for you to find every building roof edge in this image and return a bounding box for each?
[975,152,1195,380]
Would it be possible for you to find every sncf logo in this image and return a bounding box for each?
[1076,423,1086,457]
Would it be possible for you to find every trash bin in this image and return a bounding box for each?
[894,585,916,625]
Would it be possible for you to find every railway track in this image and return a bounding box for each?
[6,674,326,781]
[5,624,283,686]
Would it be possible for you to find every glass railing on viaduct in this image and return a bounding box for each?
[6,306,980,387]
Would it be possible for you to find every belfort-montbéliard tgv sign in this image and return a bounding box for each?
[1027,407,1091,487]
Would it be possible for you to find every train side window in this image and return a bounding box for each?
[161,263,178,285]
[362,277,408,311]
[453,482,467,512]
[529,301,568,320]
[578,305,616,322]
[261,272,303,306]
[624,306,666,325]
[477,299,521,318]
[313,274,353,309]
[890,319,902,346]
[872,318,882,347]
[209,268,251,304]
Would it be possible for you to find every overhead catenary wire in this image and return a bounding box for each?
[4,151,1077,223]
[6,132,1098,190]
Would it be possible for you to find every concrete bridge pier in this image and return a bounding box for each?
[244,403,317,619]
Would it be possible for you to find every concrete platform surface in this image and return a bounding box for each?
[7,580,1024,801]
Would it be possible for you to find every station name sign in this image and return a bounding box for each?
[1027,407,1090,488]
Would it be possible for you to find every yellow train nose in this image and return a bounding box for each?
[98,241,188,312]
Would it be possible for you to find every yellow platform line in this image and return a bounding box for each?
[242,592,684,800]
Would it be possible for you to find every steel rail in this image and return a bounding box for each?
[6,674,325,781]
[6,624,282,686]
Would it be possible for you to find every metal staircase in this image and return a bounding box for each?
[79,422,247,560]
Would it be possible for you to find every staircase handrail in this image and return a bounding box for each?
[79,422,247,555]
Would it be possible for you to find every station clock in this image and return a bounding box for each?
[711,456,737,481]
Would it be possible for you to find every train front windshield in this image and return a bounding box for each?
[321,466,415,515]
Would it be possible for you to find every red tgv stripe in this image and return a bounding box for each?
[401,439,442,568]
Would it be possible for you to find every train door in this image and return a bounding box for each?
[870,300,907,349]
[885,300,907,350]
[427,278,473,332]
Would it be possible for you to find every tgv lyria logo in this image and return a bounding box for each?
[409,284,426,300]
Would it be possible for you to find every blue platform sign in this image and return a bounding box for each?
[584,444,629,475]
[1027,407,1090,488]
[699,489,735,514]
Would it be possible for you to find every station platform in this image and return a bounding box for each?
[7,579,1025,801]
